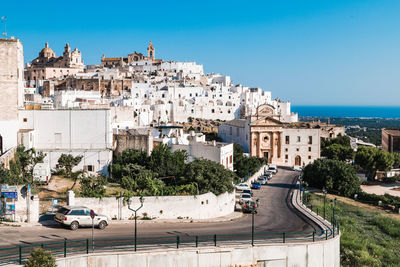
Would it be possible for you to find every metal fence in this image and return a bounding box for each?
[0,227,339,266]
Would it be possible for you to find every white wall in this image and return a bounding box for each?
[54,236,340,267]
[69,191,235,220]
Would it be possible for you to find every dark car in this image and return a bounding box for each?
[241,201,258,213]
[251,182,261,189]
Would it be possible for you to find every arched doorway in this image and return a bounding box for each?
[295,155,301,166]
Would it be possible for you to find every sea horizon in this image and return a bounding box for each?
[292,105,400,119]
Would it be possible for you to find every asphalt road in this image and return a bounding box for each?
[0,168,317,247]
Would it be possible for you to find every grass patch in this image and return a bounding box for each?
[306,193,400,266]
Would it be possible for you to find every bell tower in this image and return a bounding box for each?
[147,41,155,60]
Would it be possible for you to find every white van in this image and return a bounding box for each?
[33,163,51,184]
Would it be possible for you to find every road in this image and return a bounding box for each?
[0,168,317,247]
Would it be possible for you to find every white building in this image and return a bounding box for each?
[18,109,113,175]
[154,126,234,170]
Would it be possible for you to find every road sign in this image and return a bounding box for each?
[90,209,95,219]
[1,192,18,199]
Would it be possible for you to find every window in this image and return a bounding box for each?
[285,148,288,152]
[308,136,312,144]
[23,118,27,122]
[285,136,289,144]
[285,154,288,159]
[69,209,85,215]
[211,109,215,113]
[308,147,312,152]
[263,136,269,142]
[297,136,301,142]
[229,155,233,164]
[308,156,312,159]
[296,148,299,152]
[54,133,61,144]
[87,165,94,172]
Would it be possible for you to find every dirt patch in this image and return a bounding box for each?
[38,175,81,199]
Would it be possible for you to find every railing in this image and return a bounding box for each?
[0,228,339,265]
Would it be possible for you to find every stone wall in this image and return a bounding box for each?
[68,191,235,220]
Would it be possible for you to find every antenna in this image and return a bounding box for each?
[1,16,6,38]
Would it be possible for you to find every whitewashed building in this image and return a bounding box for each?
[18,109,113,175]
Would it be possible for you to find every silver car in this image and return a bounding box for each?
[54,206,108,230]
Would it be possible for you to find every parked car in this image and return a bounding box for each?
[54,206,108,230]
[240,193,252,204]
[258,176,268,185]
[241,200,258,213]
[242,189,253,197]
[293,165,303,171]
[263,172,272,180]
[268,165,278,174]
[251,182,261,190]
[235,183,250,191]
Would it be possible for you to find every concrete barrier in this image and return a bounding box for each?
[53,237,340,267]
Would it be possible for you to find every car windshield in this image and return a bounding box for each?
[242,194,251,198]
[57,207,70,215]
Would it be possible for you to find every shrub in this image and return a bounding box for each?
[25,248,56,267]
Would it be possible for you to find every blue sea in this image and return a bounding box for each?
[292,106,400,119]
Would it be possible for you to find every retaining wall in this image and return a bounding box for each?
[68,191,235,220]
[54,236,340,267]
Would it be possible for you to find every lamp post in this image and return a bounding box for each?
[251,199,260,246]
[128,196,144,251]
[330,198,337,226]
[322,188,327,220]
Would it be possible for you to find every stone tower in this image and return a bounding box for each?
[147,41,155,60]
[0,38,24,154]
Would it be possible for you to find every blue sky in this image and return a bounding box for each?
[3,0,400,106]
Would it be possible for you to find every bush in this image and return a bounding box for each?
[80,176,107,198]
[25,248,56,267]
[233,143,263,180]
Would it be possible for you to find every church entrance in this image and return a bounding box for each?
[295,155,301,166]
[263,152,269,163]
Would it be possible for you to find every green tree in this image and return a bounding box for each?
[393,153,400,168]
[25,248,56,267]
[322,143,355,161]
[80,176,107,198]
[302,158,360,197]
[355,146,395,179]
[0,145,44,185]
[183,159,235,195]
[233,143,263,180]
[148,144,187,179]
[55,154,83,188]
[321,134,351,149]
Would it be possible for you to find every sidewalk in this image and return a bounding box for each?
[0,211,243,229]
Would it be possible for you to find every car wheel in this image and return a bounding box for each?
[70,221,79,230]
[98,220,107,230]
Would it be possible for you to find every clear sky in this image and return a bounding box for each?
[3,0,400,106]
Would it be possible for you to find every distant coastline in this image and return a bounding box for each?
[292,106,400,119]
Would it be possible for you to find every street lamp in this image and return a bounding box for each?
[251,199,260,246]
[330,198,337,226]
[322,188,327,220]
[127,196,145,251]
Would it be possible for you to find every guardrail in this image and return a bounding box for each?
[0,228,339,266]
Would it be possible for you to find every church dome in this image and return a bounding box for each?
[39,42,56,58]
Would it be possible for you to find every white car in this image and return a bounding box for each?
[293,165,303,171]
[258,176,268,185]
[267,165,278,174]
[54,206,108,230]
[235,183,250,191]
[240,193,253,204]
